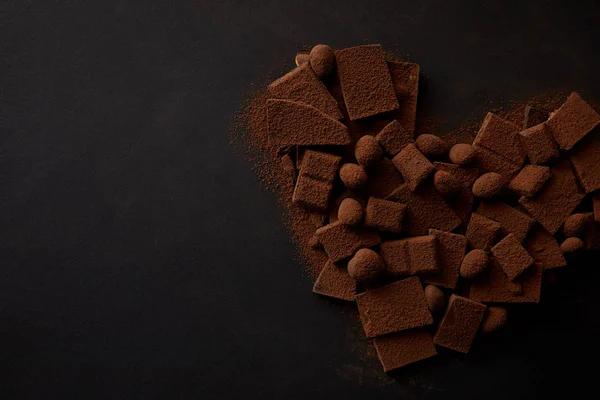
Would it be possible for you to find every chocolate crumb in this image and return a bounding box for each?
[309,44,335,78]
[560,237,585,253]
[472,172,505,199]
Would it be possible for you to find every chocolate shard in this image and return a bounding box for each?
[375,119,414,157]
[546,92,600,150]
[312,261,356,301]
[292,175,333,212]
[392,144,435,191]
[508,165,551,197]
[490,233,534,281]
[523,105,550,129]
[465,212,502,250]
[298,150,341,183]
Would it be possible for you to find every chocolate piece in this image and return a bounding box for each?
[407,235,439,275]
[355,135,383,169]
[473,146,521,179]
[465,212,502,250]
[312,260,356,301]
[336,45,399,121]
[356,277,433,338]
[267,99,350,148]
[524,225,566,270]
[348,248,386,282]
[309,44,335,78]
[460,249,489,279]
[299,150,341,183]
[519,160,585,234]
[433,162,479,224]
[470,260,542,303]
[268,63,342,120]
[424,285,445,313]
[373,329,437,372]
[477,201,534,242]
[294,52,310,67]
[423,229,467,289]
[560,237,584,253]
[491,233,534,281]
[449,143,476,166]
[339,163,368,190]
[519,123,559,165]
[563,213,589,237]
[315,221,381,262]
[292,175,333,211]
[433,170,463,197]
[523,105,550,129]
[387,61,420,135]
[473,112,526,166]
[472,172,505,199]
[380,239,410,278]
[508,165,551,197]
[367,158,404,198]
[415,134,448,158]
[392,144,435,191]
[388,184,461,235]
[480,306,508,333]
[280,154,296,186]
[569,127,600,193]
[375,120,414,157]
[594,193,600,222]
[433,295,486,353]
[337,198,364,226]
[546,92,600,150]
[364,197,406,233]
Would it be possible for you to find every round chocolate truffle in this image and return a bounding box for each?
[355,135,383,169]
[337,198,364,226]
[347,248,385,282]
[449,143,476,166]
[309,44,335,78]
[424,285,445,313]
[472,172,504,198]
[339,163,368,190]
[433,170,462,197]
[560,237,585,253]
[563,213,589,238]
[480,306,508,333]
[460,249,489,279]
[415,134,448,158]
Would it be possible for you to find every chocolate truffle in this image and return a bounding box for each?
[355,135,383,169]
[338,198,364,226]
[480,306,508,333]
[563,213,589,238]
[433,170,462,197]
[415,134,448,158]
[460,249,489,279]
[449,143,476,166]
[560,237,585,253]
[424,285,445,313]
[339,163,368,190]
[309,44,335,78]
[472,172,504,199]
[348,248,386,282]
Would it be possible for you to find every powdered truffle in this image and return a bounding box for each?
[339,163,368,190]
[309,44,335,78]
[563,213,589,238]
[472,172,504,199]
[460,249,489,279]
[480,306,508,333]
[348,248,386,282]
[449,143,476,166]
[433,170,462,197]
[338,198,364,226]
[355,135,383,169]
[424,285,445,313]
[415,134,448,158]
[560,237,585,253]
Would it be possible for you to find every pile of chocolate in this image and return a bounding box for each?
[262,44,600,372]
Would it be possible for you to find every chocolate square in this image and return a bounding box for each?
[407,236,439,275]
[375,119,414,156]
[569,127,600,193]
[491,233,534,281]
[524,225,566,270]
[374,329,436,372]
[547,92,600,150]
[519,123,559,165]
[380,239,411,278]
[292,175,333,211]
[364,197,406,233]
[423,229,467,290]
[477,201,534,243]
[392,144,435,191]
[315,222,381,262]
[473,112,526,166]
[298,150,342,183]
[508,165,551,197]
[433,295,486,353]
[465,212,502,250]
[470,260,543,304]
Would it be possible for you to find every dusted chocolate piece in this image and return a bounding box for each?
[392,144,435,191]
[267,99,351,148]
[280,154,296,186]
[434,162,479,188]
[473,112,526,165]
[339,163,368,190]
[313,261,356,301]
[433,295,486,353]
[388,184,461,236]
[518,123,559,165]
[387,61,420,135]
[465,212,502,250]
[524,225,566,270]
[292,175,333,211]
[268,63,342,119]
[294,52,310,67]
[480,306,508,333]
[375,120,414,157]
[355,135,383,169]
[460,249,489,279]
[356,277,433,338]
[491,233,534,281]
[563,213,590,237]
[299,150,341,183]
[380,239,410,277]
[309,44,335,78]
[415,134,448,158]
[560,237,584,253]
[315,221,381,262]
[546,92,600,150]
[337,198,364,226]
[336,45,399,121]
[473,146,521,179]
[508,165,551,197]
[424,285,445,313]
[470,260,542,303]
[407,236,439,275]
[477,201,534,243]
[569,127,600,193]
[364,197,406,233]
[523,105,550,129]
[449,143,476,166]
[367,158,404,198]
[433,162,479,224]
[348,249,386,282]
[423,229,467,289]
[472,172,505,199]
[433,170,462,197]
[373,329,437,372]
[519,160,585,235]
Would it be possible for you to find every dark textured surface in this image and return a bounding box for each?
[1,0,600,399]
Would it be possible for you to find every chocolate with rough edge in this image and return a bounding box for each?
[519,123,559,165]
[433,295,486,353]
[423,229,467,290]
[473,146,521,179]
[375,119,414,156]
[546,92,600,150]
[374,329,437,372]
[392,144,435,191]
[315,221,381,262]
[491,233,534,281]
[312,261,356,301]
[477,201,534,243]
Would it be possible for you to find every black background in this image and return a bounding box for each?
[1,0,600,399]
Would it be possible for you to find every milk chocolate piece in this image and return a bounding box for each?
[380,239,410,278]
[292,175,333,211]
[268,63,342,119]
[477,202,534,243]
[375,119,414,156]
[367,158,404,198]
[569,127,600,193]
[470,260,542,303]
[388,61,420,135]
[364,197,406,233]
[466,212,502,250]
[523,105,550,129]
[337,198,364,226]
[299,150,341,183]
[518,123,559,165]
[524,225,566,270]
[356,277,433,338]
[315,221,381,262]
[374,329,437,372]
[473,112,526,166]
[424,285,445,313]
[313,261,356,301]
[491,233,534,281]
[473,146,521,179]
[407,236,439,275]
[392,144,435,191]
[336,45,399,121]
[547,92,600,150]
[508,165,551,197]
[519,160,585,234]
[423,229,467,289]
[433,295,486,353]
[267,99,351,148]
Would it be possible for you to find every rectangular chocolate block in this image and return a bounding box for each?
[466,212,501,250]
[523,105,550,129]
[473,146,521,179]
[519,123,559,165]
[364,197,406,233]
[356,277,433,338]
[524,225,566,270]
[292,175,333,211]
[491,233,534,281]
[470,260,542,303]
[387,61,420,135]
[569,127,600,193]
[508,165,551,197]
[473,112,526,166]
[315,222,381,262]
[298,150,341,183]
[367,158,404,198]
[392,144,434,191]
[423,229,467,289]
[407,236,439,275]
[375,119,414,156]
[519,160,585,234]
[380,239,410,277]
[336,45,399,121]
[374,329,436,372]
[433,295,486,353]
[312,261,356,301]
[546,92,600,150]
[477,202,534,243]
